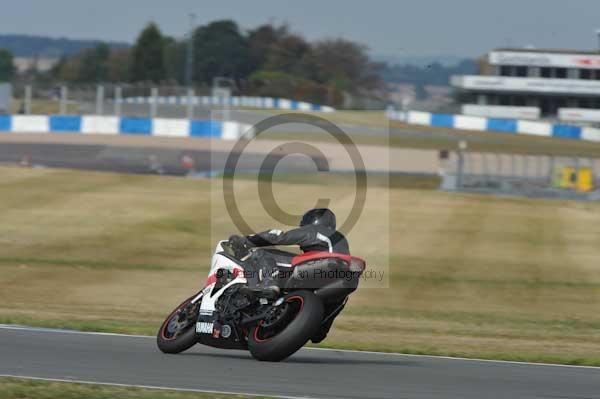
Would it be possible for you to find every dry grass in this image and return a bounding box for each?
[10,99,79,115]
[1,166,600,365]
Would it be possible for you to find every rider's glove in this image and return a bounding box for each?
[228,235,251,259]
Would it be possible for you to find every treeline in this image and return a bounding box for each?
[0,34,128,58]
[0,49,15,81]
[48,20,383,107]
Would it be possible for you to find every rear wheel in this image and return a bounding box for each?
[157,293,201,354]
[248,290,324,362]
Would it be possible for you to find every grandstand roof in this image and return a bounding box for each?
[493,48,600,55]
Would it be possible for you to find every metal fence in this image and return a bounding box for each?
[440,150,600,200]
[10,83,214,119]
[9,83,337,118]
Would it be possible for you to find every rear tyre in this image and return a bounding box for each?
[157,293,201,354]
[248,290,324,362]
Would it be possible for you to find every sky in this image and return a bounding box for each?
[2,0,600,58]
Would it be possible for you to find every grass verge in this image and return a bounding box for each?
[1,166,599,366]
[0,377,270,399]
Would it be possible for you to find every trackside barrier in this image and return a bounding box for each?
[387,110,600,143]
[121,95,335,113]
[0,115,254,140]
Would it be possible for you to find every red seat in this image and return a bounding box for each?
[291,252,365,271]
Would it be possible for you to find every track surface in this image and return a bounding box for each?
[0,141,328,176]
[0,326,598,399]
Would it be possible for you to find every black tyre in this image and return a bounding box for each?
[248,290,324,362]
[157,293,201,354]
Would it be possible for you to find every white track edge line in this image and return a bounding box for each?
[1,324,599,370]
[0,374,312,399]
[0,324,151,339]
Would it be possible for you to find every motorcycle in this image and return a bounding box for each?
[157,240,366,362]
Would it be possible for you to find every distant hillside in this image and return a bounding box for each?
[373,53,473,68]
[0,34,129,58]
[380,59,477,86]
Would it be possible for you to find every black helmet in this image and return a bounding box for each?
[300,208,336,230]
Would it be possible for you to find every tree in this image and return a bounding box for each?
[107,48,131,82]
[192,20,251,84]
[77,43,110,82]
[0,49,15,81]
[311,39,382,92]
[131,22,166,82]
[264,34,312,77]
[51,55,80,82]
[248,69,341,106]
[162,37,185,84]
[247,24,288,71]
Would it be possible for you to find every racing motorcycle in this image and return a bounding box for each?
[157,240,366,362]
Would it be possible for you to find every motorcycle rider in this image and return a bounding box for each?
[228,208,350,343]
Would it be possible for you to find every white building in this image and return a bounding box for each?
[451,48,600,123]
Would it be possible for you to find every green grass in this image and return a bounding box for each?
[1,166,600,366]
[0,377,270,399]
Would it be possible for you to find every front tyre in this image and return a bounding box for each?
[248,290,324,362]
[157,293,201,354]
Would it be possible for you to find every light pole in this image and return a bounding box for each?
[457,140,468,189]
[185,13,196,120]
[185,13,196,88]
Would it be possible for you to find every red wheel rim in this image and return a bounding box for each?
[160,295,198,341]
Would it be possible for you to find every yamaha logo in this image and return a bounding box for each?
[196,322,213,334]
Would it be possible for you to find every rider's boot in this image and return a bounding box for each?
[241,256,281,299]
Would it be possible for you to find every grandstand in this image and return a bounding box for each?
[452,48,600,123]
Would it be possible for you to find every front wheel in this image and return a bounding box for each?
[248,290,324,362]
[157,292,201,354]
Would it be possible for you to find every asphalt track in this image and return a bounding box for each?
[0,326,598,399]
[0,141,327,176]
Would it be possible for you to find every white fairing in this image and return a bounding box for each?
[196,241,247,333]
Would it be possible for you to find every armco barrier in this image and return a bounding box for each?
[0,115,254,141]
[121,95,335,112]
[387,110,600,143]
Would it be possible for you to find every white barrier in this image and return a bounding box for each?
[559,108,600,123]
[463,104,541,120]
[81,116,119,135]
[2,115,254,141]
[516,120,552,137]
[582,127,600,142]
[454,115,487,131]
[12,115,49,133]
[152,118,190,137]
[386,109,600,142]
[407,111,431,125]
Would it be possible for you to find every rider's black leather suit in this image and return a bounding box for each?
[246,225,350,254]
